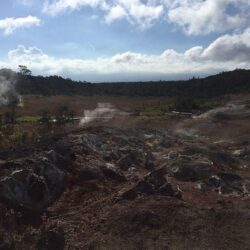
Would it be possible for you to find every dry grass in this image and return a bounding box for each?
[0,95,174,117]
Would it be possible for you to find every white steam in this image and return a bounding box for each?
[0,75,15,105]
[80,102,127,126]
[0,74,21,106]
[175,128,198,137]
[194,104,246,119]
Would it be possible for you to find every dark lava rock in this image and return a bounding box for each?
[209,152,237,169]
[206,173,244,195]
[159,183,175,196]
[145,161,155,171]
[53,139,72,156]
[46,150,72,171]
[218,173,242,182]
[145,152,156,170]
[80,133,104,152]
[27,173,47,202]
[219,173,243,194]
[0,162,65,212]
[102,151,121,162]
[172,163,212,182]
[208,176,221,188]
[78,167,104,181]
[144,168,167,188]
[118,151,144,171]
[173,166,196,181]
[220,182,244,194]
[121,167,181,200]
[121,189,138,200]
[37,228,65,250]
[101,165,126,182]
[135,181,154,195]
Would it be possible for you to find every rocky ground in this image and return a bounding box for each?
[0,101,250,249]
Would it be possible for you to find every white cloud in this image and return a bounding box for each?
[105,0,164,30]
[105,5,128,24]
[202,28,250,62]
[111,51,151,63]
[42,0,250,33]
[43,0,164,30]
[8,45,49,62]
[167,0,250,35]
[184,46,204,61]
[43,0,109,16]
[3,28,250,81]
[0,16,41,35]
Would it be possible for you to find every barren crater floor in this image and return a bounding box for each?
[0,102,250,250]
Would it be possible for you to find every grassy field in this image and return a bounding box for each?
[1,94,235,117]
[0,94,245,149]
[9,95,175,116]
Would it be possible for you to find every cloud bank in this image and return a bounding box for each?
[1,27,249,81]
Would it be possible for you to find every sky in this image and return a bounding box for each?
[0,0,250,82]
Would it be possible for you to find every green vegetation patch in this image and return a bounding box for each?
[16,116,42,123]
[139,104,168,117]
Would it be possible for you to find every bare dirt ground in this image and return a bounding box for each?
[0,95,250,250]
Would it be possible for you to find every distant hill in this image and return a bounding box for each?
[1,68,250,98]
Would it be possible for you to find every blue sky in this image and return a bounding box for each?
[0,0,249,82]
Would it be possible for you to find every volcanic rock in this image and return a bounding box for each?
[0,161,65,212]
[172,162,212,182]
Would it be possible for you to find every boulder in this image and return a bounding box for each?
[218,173,242,182]
[135,181,154,195]
[159,183,175,196]
[0,162,65,212]
[101,164,126,182]
[53,140,72,156]
[206,173,244,195]
[172,163,212,182]
[118,150,144,171]
[46,150,72,171]
[209,151,237,169]
[145,151,156,170]
[78,167,104,181]
[121,167,181,200]
[144,168,167,188]
[121,189,137,200]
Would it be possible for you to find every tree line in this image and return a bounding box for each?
[1,68,250,98]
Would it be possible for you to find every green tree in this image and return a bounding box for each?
[18,65,32,76]
[5,93,19,124]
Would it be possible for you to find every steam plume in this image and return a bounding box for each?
[80,102,126,126]
[194,104,246,119]
[0,72,21,106]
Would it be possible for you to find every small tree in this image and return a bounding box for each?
[5,93,19,124]
[18,65,32,76]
